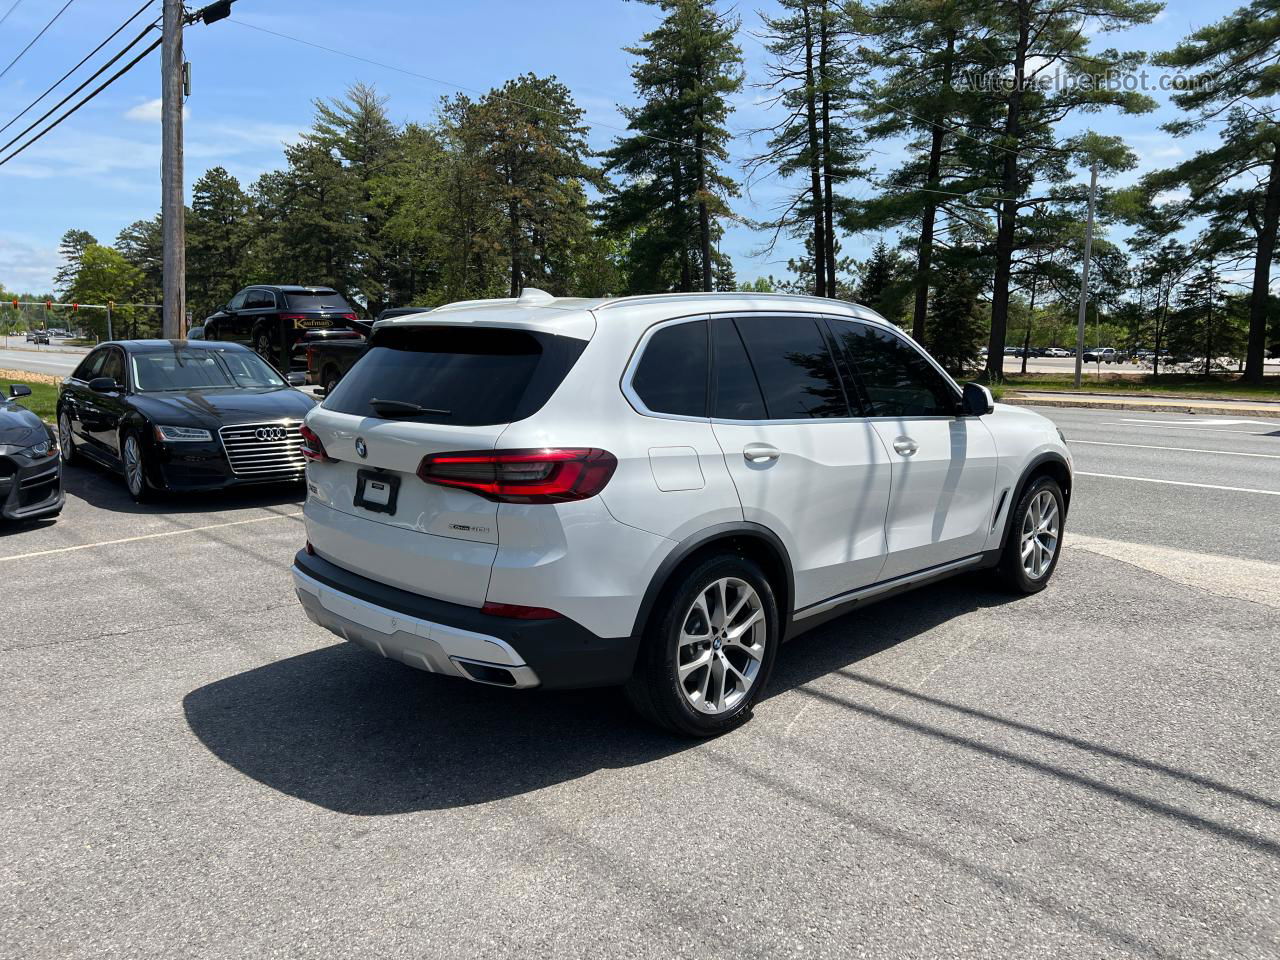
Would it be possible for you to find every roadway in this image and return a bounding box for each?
[1,405,1277,959]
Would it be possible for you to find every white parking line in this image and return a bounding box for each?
[1098,420,1277,435]
[1068,440,1280,460]
[0,511,302,562]
[1076,472,1280,496]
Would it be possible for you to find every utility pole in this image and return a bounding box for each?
[1073,162,1099,389]
[161,0,184,339]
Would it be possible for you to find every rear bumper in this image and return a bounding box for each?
[292,550,641,690]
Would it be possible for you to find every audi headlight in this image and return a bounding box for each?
[154,425,213,442]
[20,439,55,458]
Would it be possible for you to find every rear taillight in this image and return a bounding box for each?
[306,345,315,370]
[416,448,617,504]
[299,423,332,463]
[481,601,563,620]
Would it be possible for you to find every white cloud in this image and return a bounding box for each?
[124,98,189,123]
[1153,188,1190,206]
[0,233,62,294]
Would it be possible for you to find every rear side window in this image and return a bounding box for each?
[631,320,708,417]
[244,290,275,309]
[286,292,349,312]
[829,320,958,418]
[711,318,766,420]
[732,316,850,419]
[325,326,586,426]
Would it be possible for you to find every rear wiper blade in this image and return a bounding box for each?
[368,398,451,418]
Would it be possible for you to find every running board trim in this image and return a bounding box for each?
[792,554,987,622]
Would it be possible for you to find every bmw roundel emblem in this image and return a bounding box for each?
[355,437,368,459]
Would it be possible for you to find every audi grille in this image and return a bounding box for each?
[218,421,307,478]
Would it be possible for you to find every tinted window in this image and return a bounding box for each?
[285,292,350,312]
[632,320,708,417]
[829,320,958,417]
[99,349,125,385]
[732,316,849,419]
[228,290,248,310]
[244,290,275,309]
[326,325,585,426]
[131,349,285,391]
[711,318,766,420]
[73,350,105,381]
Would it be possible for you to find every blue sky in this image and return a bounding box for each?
[0,0,1217,294]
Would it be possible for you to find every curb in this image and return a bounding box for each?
[1002,394,1280,417]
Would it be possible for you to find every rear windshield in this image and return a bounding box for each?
[324,325,586,426]
[285,292,350,312]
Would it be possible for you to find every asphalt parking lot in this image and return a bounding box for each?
[2,405,1278,959]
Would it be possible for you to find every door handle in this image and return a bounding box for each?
[892,436,919,456]
[743,443,780,463]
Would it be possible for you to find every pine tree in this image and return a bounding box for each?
[855,239,909,321]
[976,0,1159,380]
[187,167,252,321]
[925,257,985,372]
[604,0,743,292]
[1168,263,1247,378]
[1151,1,1280,384]
[748,0,861,297]
[53,229,97,296]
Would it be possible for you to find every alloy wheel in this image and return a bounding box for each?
[676,577,767,715]
[124,435,144,497]
[59,412,73,464]
[1020,489,1059,580]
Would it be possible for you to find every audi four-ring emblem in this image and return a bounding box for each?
[255,426,287,442]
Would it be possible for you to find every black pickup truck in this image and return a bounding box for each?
[305,306,429,393]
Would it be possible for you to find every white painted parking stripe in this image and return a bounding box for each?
[1076,472,1280,496]
[1068,439,1280,459]
[1098,421,1277,435]
[0,510,302,562]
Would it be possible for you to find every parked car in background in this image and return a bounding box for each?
[304,306,429,394]
[202,285,367,370]
[1,383,62,520]
[57,340,316,502]
[25,330,49,344]
[1043,347,1071,358]
[293,289,1072,737]
[1083,347,1119,364]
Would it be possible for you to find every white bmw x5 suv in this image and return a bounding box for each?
[292,290,1071,736]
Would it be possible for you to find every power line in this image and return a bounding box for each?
[0,34,162,167]
[0,0,26,28]
[0,16,160,155]
[0,0,77,83]
[0,0,156,136]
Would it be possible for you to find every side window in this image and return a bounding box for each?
[631,320,708,417]
[98,349,125,386]
[731,315,850,419]
[73,350,105,381]
[711,317,766,420]
[245,290,274,310]
[829,320,958,418]
[227,290,248,311]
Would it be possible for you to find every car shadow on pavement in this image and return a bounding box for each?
[61,463,304,515]
[182,579,1009,815]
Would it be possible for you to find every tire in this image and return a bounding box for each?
[58,409,81,467]
[255,331,272,357]
[121,430,154,503]
[625,553,780,738]
[323,368,340,396]
[996,475,1065,594]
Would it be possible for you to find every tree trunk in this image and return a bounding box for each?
[1021,271,1037,375]
[913,30,955,344]
[672,147,690,291]
[1244,147,1280,384]
[802,4,826,297]
[818,1,836,296]
[508,195,521,297]
[986,4,1028,382]
[696,125,712,292]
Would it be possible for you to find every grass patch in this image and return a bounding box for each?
[1,377,58,422]
[994,373,1280,403]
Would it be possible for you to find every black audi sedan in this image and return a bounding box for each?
[57,340,317,501]
[1,383,63,520]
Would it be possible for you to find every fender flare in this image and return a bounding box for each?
[997,451,1073,551]
[629,521,795,639]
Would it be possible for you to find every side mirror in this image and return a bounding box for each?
[8,384,32,398]
[88,377,119,394]
[286,371,306,386]
[962,382,994,416]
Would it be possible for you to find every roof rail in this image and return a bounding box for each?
[592,291,868,313]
